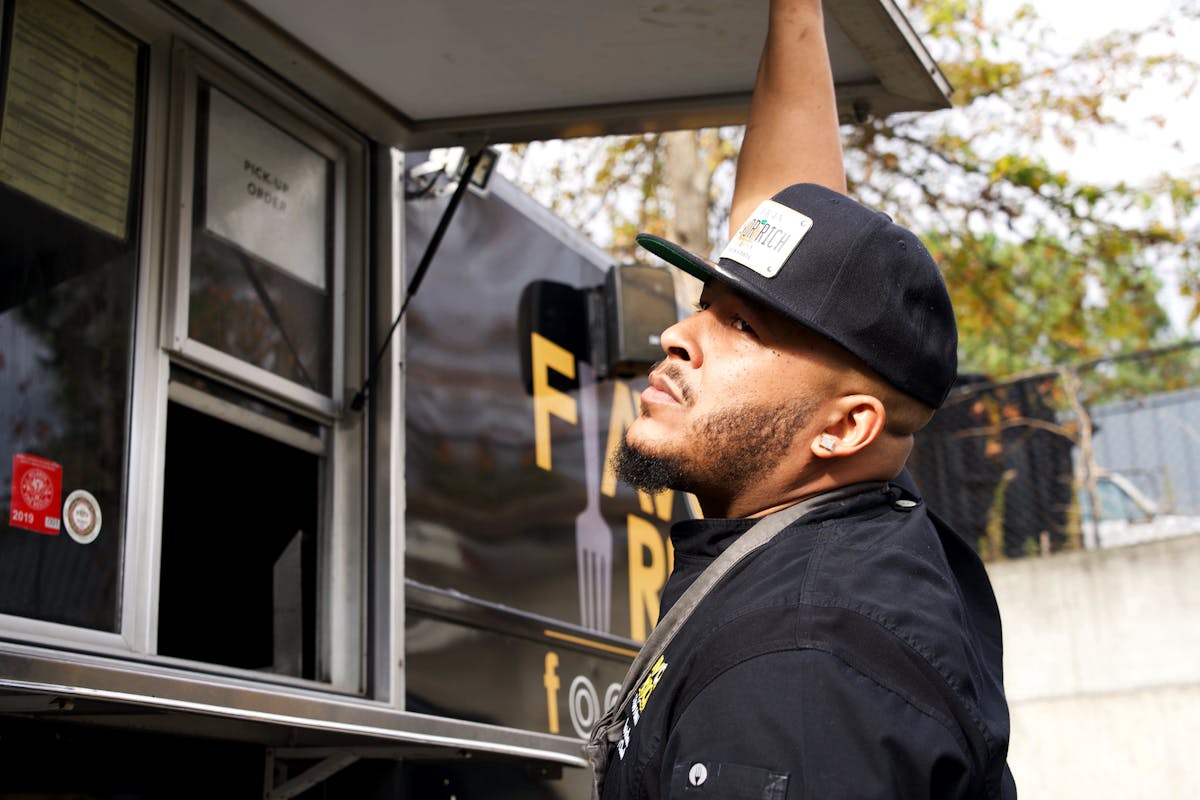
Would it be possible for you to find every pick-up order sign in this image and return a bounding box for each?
[9,453,62,535]
[203,88,330,291]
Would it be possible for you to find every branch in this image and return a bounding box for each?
[949,416,1080,444]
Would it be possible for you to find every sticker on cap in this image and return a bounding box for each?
[720,199,813,278]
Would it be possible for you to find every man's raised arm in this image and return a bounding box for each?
[729,0,845,233]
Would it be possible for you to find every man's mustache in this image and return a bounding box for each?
[648,360,694,406]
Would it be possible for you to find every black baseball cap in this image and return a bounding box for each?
[636,183,958,408]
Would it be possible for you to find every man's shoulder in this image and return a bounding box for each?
[670,487,1004,701]
[745,490,962,619]
[680,496,998,704]
[804,500,962,614]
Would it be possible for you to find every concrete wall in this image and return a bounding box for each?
[988,534,1200,799]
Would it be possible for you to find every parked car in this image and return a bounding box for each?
[1080,471,1200,548]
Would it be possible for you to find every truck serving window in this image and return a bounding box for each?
[156,47,366,690]
[158,376,321,678]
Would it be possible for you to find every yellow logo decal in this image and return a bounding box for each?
[636,655,668,713]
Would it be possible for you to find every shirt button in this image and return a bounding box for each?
[688,762,708,786]
[893,499,918,511]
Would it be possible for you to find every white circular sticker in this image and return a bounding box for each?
[63,490,102,544]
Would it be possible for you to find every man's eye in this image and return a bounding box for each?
[732,317,755,334]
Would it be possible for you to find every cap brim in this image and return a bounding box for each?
[635,234,717,284]
[635,232,789,323]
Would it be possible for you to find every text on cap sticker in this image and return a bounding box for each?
[719,199,813,278]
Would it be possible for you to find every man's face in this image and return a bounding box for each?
[616,281,842,504]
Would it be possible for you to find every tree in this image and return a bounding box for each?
[849,0,1199,377]
[500,0,1200,382]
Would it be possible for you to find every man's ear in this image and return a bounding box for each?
[810,395,886,459]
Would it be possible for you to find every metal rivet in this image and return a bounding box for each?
[688,762,708,786]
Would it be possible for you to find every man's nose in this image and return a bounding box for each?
[659,313,703,367]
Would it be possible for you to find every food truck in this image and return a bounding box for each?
[0,0,949,795]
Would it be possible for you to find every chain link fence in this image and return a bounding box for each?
[908,341,1200,561]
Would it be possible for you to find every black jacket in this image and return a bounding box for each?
[599,483,1017,800]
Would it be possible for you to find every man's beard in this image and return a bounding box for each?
[613,396,817,500]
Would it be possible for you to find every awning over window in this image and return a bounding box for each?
[175,0,950,148]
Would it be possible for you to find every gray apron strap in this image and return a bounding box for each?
[584,483,883,799]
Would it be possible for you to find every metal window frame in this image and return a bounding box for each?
[368,146,407,706]
[157,40,369,694]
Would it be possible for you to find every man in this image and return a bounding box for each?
[589,0,1017,797]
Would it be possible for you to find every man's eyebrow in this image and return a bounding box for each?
[730,291,784,333]
[701,284,786,335]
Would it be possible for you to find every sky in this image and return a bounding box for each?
[986,0,1199,332]
[1008,0,1199,185]
[1071,0,1199,333]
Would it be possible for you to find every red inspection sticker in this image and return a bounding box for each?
[9,453,62,535]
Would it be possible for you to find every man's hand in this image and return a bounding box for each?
[729,0,846,235]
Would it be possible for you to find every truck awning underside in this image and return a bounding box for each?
[173,0,950,148]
